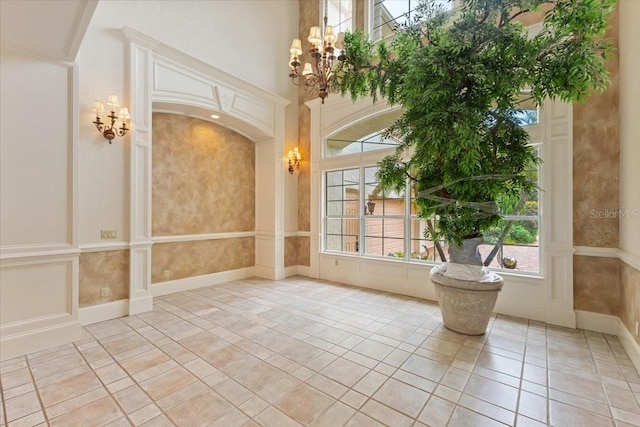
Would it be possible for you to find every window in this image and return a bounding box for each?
[322,103,542,274]
[326,131,399,157]
[370,0,454,41]
[326,169,360,253]
[363,166,405,257]
[327,0,353,34]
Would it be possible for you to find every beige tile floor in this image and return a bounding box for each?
[1,276,639,427]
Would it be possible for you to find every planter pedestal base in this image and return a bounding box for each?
[430,265,503,335]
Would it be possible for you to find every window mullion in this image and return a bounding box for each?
[360,168,364,256]
[404,177,411,262]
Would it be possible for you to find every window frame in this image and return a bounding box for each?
[321,109,544,276]
[325,0,355,34]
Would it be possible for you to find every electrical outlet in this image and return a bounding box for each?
[100,230,117,239]
[334,259,338,266]
[100,287,109,298]
[164,269,170,279]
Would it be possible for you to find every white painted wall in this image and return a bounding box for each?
[619,0,640,261]
[1,49,72,247]
[77,0,299,244]
[0,47,82,360]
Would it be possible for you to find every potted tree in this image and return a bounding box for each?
[336,0,614,334]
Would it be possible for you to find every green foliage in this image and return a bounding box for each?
[505,224,536,244]
[337,0,614,246]
[484,218,539,245]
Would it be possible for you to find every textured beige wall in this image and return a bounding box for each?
[79,251,129,307]
[285,236,298,268]
[355,0,364,30]
[152,113,256,282]
[298,236,311,266]
[296,0,318,234]
[152,113,255,236]
[572,9,620,316]
[574,255,620,316]
[152,238,254,283]
[573,8,620,248]
[284,236,312,268]
[620,262,640,346]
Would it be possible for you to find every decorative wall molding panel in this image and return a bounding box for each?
[124,27,290,314]
[152,232,255,244]
[574,246,640,271]
[0,54,80,360]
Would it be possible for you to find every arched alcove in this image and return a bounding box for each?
[123,27,290,314]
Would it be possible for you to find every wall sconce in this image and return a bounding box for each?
[366,199,376,215]
[288,147,302,174]
[91,95,130,143]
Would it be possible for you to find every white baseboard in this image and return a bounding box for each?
[284,265,312,278]
[575,310,619,335]
[574,311,640,375]
[284,266,298,277]
[0,321,81,361]
[78,300,129,326]
[295,265,311,277]
[129,294,153,315]
[617,318,640,375]
[544,307,577,329]
[150,267,255,297]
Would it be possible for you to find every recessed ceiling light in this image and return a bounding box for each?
[210,114,220,119]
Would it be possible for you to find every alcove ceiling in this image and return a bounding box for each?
[0,0,97,62]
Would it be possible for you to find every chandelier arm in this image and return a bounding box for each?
[92,118,105,133]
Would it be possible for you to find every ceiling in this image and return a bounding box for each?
[0,0,98,62]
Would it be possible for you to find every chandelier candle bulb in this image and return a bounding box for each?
[91,100,105,116]
[290,39,302,55]
[302,63,313,76]
[324,25,336,44]
[106,94,120,108]
[118,107,130,121]
[308,26,322,47]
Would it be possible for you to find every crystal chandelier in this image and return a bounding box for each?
[288,1,346,103]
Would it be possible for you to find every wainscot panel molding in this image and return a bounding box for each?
[0,254,81,360]
[80,242,131,253]
[574,246,640,271]
[618,248,640,271]
[1,246,80,260]
[574,246,620,258]
[283,231,312,238]
[0,54,79,360]
[152,231,255,244]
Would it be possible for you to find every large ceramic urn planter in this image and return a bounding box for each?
[430,235,504,336]
[430,263,503,335]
